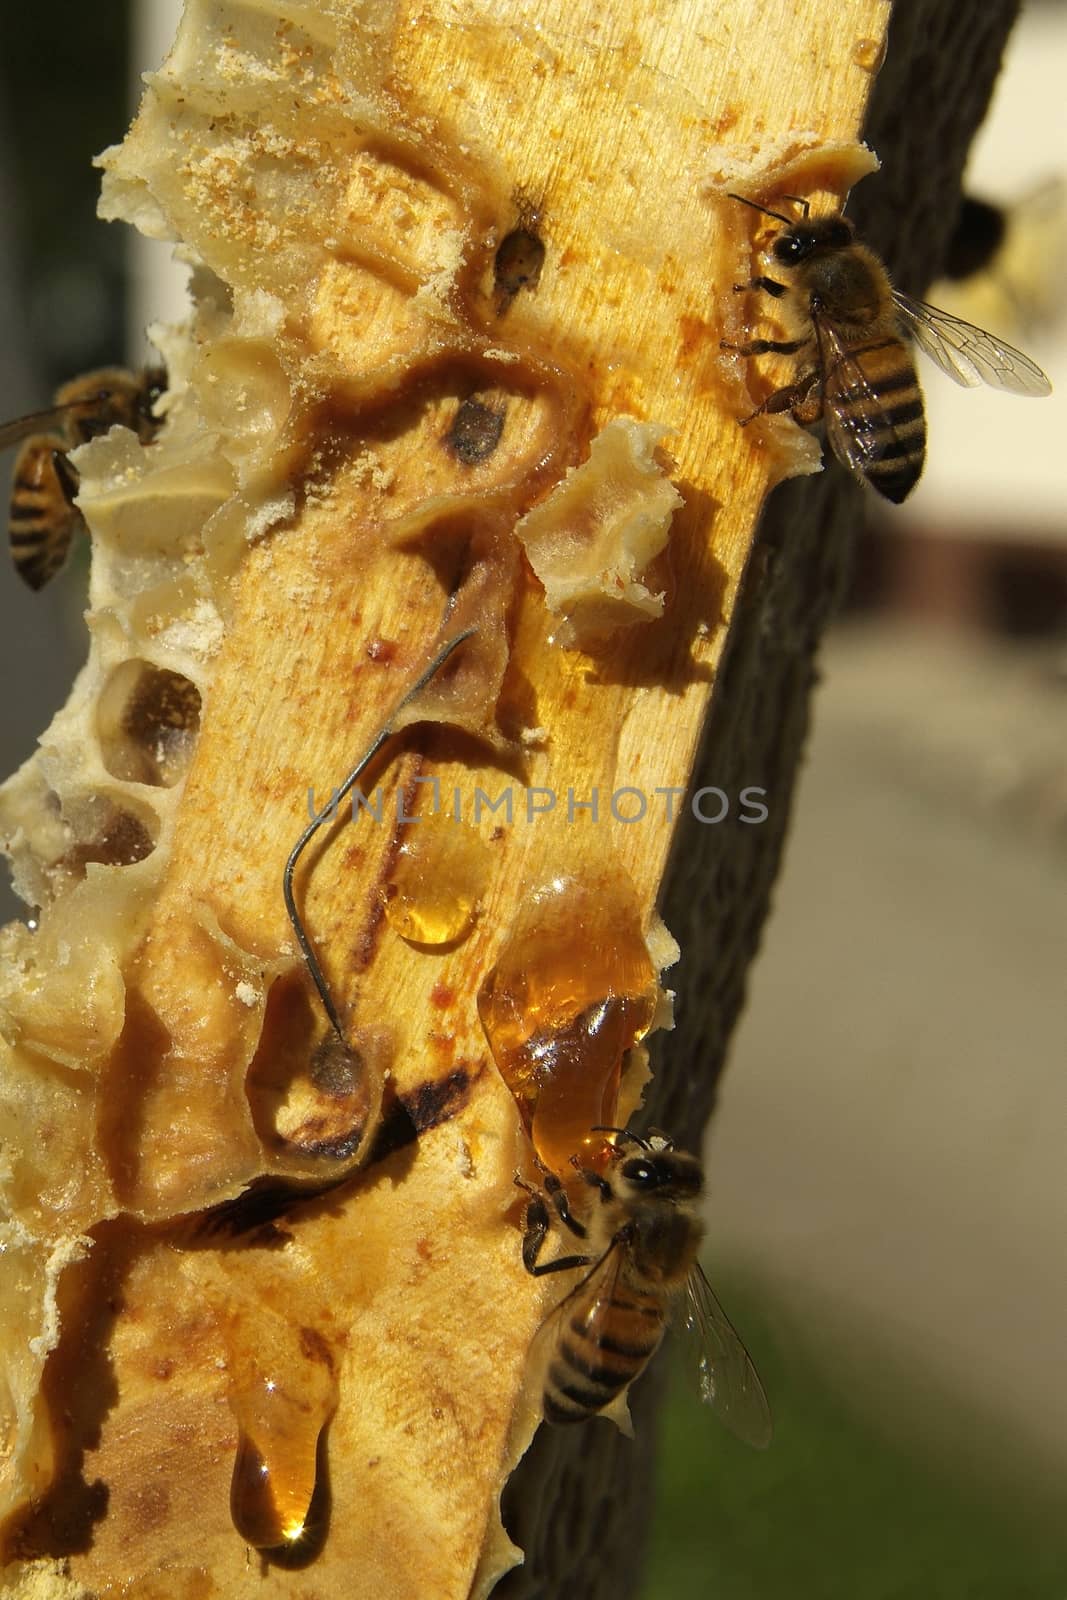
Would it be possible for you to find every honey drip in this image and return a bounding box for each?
[384,816,491,945]
[228,1322,339,1550]
[852,35,885,72]
[477,870,658,1172]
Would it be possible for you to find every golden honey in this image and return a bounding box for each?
[384,816,491,945]
[852,35,886,72]
[228,1323,338,1550]
[477,869,657,1172]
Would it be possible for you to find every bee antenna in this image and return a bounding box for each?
[283,627,476,1040]
[778,193,811,217]
[591,1125,654,1152]
[726,193,796,227]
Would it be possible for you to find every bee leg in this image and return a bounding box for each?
[520,1195,593,1277]
[790,391,824,426]
[528,1253,594,1277]
[721,337,806,356]
[739,368,822,427]
[51,448,81,508]
[577,1167,614,1202]
[521,1194,552,1273]
[543,1172,588,1239]
[733,276,788,298]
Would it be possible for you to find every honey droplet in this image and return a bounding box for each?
[477,870,657,1172]
[852,36,885,72]
[231,1427,311,1550]
[385,816,491,946]
[228,1324,339,1550]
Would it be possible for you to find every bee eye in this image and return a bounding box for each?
[622,1158,659,1188]
[773,234,804,264]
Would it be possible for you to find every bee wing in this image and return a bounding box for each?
[678,1263,772,1449]
[892,290,1051,395]
[0,407,73,451]
[543,1237,631,1354]
[812,314,903,479]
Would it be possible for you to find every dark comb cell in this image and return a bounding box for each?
[494,225,545,307]
[63,804,159,873]
[445,397,506,465]
[96,660,202,787]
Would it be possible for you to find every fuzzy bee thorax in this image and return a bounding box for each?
[799,242,891,331]
[620,1197,704,1289]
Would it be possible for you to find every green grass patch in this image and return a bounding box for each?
[642,1271,1067,1600]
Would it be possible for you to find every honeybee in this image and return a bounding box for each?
[520,1128,772,1445]
[0,365,165,589]
[723,194,1051,503]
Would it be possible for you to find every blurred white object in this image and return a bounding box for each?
[939,179,1067,343]
[127,0,189,362]
[897,1,1067,536]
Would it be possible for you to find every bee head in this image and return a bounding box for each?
[772,215,855,265]
[616,1147,704,1204]
[61,374,141,444]
[83,395,125,437]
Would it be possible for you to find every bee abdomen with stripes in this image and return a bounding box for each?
[8,438,83,591]
[843,339,927,504]
[543,1288,664,1424]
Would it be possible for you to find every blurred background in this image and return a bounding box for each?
[0,2,1063,1595]
[648,2,1067,1595]
[0,0,185,814]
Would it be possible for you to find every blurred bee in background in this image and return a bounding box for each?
[520,1127,772,1445]
[944,195,1012,283]
[939,178,1067,342]
[723,194,1051,504]
[0,365,165,589]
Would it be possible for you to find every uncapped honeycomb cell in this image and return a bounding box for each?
[61,794,161,871]
[192,337,293,456]
[96,660,203,788]
[308,257,445,373]
[243,975,389,1178]
[513,417,684,644]
[338,148,467,279]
